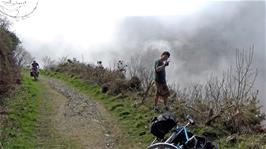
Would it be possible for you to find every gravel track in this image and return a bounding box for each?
[47,79,117,149]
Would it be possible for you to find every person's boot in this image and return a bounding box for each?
[154,106,159,113]
[164,106,169,111]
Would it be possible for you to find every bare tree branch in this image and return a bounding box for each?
[0,0,38,19]
[13,44,33,67]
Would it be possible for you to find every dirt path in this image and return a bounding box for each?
[35,77,129,149]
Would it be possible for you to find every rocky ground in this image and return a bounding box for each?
[46,78,118,149]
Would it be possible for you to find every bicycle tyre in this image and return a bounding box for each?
[147,143,179,149]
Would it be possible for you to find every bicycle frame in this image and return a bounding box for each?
[149,121,197,148]
[147,115,216,149]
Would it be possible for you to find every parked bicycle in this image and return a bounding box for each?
[147,113,217,149]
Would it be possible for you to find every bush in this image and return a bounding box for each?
[0,19,21,98]
[128,76,141,90]
[107,79,129,96]
[171,48,265,137]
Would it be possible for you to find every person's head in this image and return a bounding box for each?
[160,51,170,61]
[33,60,36,63]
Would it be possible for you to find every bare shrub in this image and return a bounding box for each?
[57,56,69,65]
[42,56,56,70]
[127,54,154,102]
[128,76,141,90]
[107,79,129,96]
[52,58,128,96]
[172,47,265,135]
[13,45,33,67]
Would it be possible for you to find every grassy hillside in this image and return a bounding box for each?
[43,71,266,149]
[42,71,156,148]
[0,73,40,148]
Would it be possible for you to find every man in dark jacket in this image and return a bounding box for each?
[154,51,171,112]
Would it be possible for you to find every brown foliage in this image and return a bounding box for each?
[54,60,130,96]
[0,20,21,98]
[128,76,141,90]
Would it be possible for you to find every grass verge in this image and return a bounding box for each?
[1,72,80,149]
[1,73,40,148]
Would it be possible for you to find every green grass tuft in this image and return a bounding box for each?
[1,73,40,148]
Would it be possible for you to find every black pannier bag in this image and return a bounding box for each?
[150,112,177,139]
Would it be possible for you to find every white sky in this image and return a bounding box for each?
[11,0,209,57]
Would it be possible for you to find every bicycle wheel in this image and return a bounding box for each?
[147,143,179,149]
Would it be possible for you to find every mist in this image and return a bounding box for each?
[16,1,265,109]
[91,1,265,109]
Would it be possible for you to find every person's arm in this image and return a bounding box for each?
[155,64,166,72]
[156,60,170,72]
[155,61,166,72]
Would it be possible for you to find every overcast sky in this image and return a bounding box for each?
[11,0,210,61]
[7,0,266,110]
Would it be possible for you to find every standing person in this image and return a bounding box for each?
[154,51,171,112]
[96,61,103,69]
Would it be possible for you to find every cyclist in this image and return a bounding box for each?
[31,60,39,76]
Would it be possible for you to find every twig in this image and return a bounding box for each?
[205,105,234,126]
[184,105,202,114]
[0,0,38,19]
[141,81,154,104]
